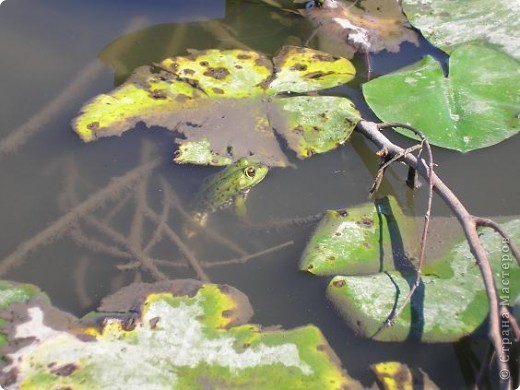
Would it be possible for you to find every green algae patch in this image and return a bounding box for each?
[300,196,418,276]
[0,280,42,309]
[326,219,520,342]
[73,47,359,167]
[2,279,358,389]
[0,281,45,348]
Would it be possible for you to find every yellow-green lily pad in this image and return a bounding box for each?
[267,46,355,94]
[160,49,273,98]
[72,47,359,166]
[2,279,359,389]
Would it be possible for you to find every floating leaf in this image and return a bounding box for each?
[73,47,359,166]
[160,49,273,98]
[299,197,418,276]
[326,219,520,342]
[402,0,520,61]
[370,361,439,390]
[303,0,418,58]
[269,96,360,158]
[267,46,355,94]
[363,44,520,152]
[2,279,359,389]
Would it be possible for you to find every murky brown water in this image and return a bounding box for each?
[1,0,518,388]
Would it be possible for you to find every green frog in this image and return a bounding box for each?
[191,158,269,226]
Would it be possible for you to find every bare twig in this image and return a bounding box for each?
[73,255,93,309]
[140,191,211,282]
[83,216,167,281]
[204,240,294,267]
[68,226,133,260]
[474,217,520,266]
[374,123,434,326]
[356,119,515,389]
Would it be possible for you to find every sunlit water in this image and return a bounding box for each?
[0,0,519,388]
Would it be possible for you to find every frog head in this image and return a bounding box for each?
[231,158,269,193]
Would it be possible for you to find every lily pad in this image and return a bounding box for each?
[269,96,360,158]
[402,0,520,61]
[363,44,520,152]
[267,46,356,94]
[370,361,439,390]
[326,219,520,342]
[73,47,359,167]
[299,196,418,276]
[1,279,359,389]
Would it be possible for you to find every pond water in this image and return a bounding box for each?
[0,0,518,388]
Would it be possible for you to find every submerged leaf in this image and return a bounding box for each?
[363,44,520,152]
[303,0,418,57]
[327,219,520,342]
[403,0,520,61]
[73,47,359,166]
[269,96,360,158]
[2,279,360,389]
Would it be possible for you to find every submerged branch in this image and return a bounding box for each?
[0,18,149,158]
[0,158,161,276]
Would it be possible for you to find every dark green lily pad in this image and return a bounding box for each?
[299,196,418,276]
[327,219,520,342]
[73,47,359,167]
[363,44,520,152]
[2,279,359,389]
[402,0,520,60]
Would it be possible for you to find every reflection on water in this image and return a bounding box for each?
[0,0,518,388]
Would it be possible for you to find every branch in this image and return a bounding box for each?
[355,120,515,389]
[0,158,161,276]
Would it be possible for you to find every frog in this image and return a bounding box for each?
[191,157,269,227]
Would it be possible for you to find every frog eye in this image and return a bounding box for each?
[244,167,256,178]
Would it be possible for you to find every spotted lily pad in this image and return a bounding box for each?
[267,46,356,94]
[370,361,439,390]
[326,219,520,342]
[403,0,520,61]
[363,44,520,152]
[1,279,359,389]
[72,47,359,167]
[299,196,418,276]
